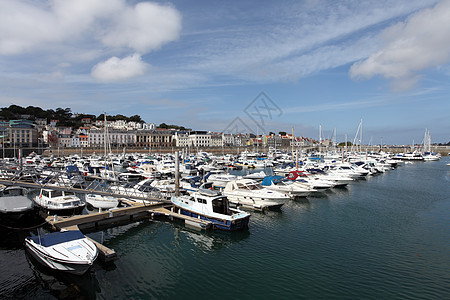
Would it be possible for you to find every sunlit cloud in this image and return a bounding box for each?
[350,0,450,91]
[91,54,148,82]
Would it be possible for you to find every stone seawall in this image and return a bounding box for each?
[36,145,450,157]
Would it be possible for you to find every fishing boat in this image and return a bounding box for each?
[85,194,119,210]
[171,189,250,231]
[34,189,85,216]
[25,229,98,275]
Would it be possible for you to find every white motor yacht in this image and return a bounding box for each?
[261,175,316,198]
[171,189,250,231]
[305,168,353,187]
[205,170,239,189]
[223,179,289,210]
[34,189,85,216]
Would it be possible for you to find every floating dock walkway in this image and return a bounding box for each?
[43,201,213,262]
[0,179,216,261]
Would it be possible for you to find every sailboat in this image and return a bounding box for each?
[88,113,121,209]
[422,129,440,161]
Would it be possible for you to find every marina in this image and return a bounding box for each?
[0,150,448,299]
[2,1,450,298]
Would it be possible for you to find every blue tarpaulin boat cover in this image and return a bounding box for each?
[261,175,285,186]
[65,165,80,173]
[28,230,85,247]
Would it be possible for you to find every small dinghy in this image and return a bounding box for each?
[25,229,98,275]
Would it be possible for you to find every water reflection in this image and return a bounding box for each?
[26,251,101,300]
[173,226,250,252]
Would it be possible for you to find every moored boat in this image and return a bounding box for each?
[223,179,289,210]
[261,175,316,197]
[0,185,36,227]
[85,194,119,210]
[25,229,98,275]
[171,189,250,231]
[34,189,85,216]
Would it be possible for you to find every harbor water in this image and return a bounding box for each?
[1,158,449,299]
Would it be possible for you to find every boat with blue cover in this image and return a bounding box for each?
[25,229,98,275]
[171,189,250,231]
[261,175,316,197]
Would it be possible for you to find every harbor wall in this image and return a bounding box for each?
[0,145,447,158]
[34,145,450,157]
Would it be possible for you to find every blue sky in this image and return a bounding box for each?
[0,0,449,145]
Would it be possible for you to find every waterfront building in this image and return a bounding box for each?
[108,130,136,147]
[173,132,189,147]
[263,134,282,148]
[211,133,223,147]
[79,135,88,147]
[9,119,38,147]
[222,133,234,146]
[136,129,173,148]
[0,120,9,143]
[188,131,211,148]
[57,134,72,148]
[88,129,105,147]
[142,123,156,130]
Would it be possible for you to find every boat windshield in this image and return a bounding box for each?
[278,180,291,186]
[29,230,85,247]
[52,190,63,197]
[246,183,262,190]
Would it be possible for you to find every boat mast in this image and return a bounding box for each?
[291,126,294,162]
[319,124,322,154]
[360,118,363,153]
[104,113,107,158]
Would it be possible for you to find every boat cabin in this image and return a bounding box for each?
[179,189,232,216]
[224,179,263,192]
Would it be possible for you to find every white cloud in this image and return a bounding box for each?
[178,0,437,85]
[0,0,181,81]
[91,54,148,82]
[0,1,58,54]
[101,2,181,53]
[350,0,450,91]
[0,0,181,54]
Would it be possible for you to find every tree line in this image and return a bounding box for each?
[0,105,144,128]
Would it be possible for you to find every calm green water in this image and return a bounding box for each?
[1,158,449,299]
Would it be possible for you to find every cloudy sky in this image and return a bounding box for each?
[1,0,449,144]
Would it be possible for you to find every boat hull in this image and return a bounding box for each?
[41,205,85,217]
[225,194,285,210]
[25,237,96,276]
[174,206,249,231]
[85,195,119,210]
